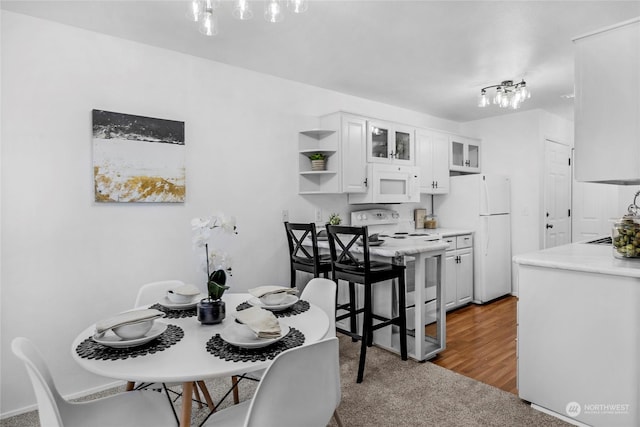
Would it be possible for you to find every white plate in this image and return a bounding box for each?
[159,294,206,310]
[248,294,298,311]
[93,322,168,348]
[220,322,290,349]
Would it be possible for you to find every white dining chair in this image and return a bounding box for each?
[130,280,215,411]
[232,278,342,425]
[203,337,341,427]
[12,337,176,427]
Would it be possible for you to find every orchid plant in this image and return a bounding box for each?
[191,213,238,301]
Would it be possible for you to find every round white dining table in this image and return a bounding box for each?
[71,293,329,427]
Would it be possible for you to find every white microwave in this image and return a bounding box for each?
[348,164,421,204]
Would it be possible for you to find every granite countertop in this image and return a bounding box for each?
[513,242,640,278]
[416,227,474,237]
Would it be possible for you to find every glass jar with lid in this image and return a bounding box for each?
[424,214,438,229]
[612,214,640,259]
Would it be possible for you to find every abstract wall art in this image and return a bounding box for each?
[92,110,185,203]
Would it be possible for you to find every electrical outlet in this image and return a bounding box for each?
[315,208,323,222]
[281,209,289,222]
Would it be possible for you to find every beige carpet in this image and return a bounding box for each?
[2,333,569,426]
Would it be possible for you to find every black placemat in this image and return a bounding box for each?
[76,324,184,361]
[235,300,310,318]
[149,303,197,319]
[205,327,305,362]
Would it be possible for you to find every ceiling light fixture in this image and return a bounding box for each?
[188,0,308,36]
[477,80,531,110]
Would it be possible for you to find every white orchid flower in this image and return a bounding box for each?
[191,217,210,230]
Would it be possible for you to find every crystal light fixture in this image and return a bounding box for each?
[478,80,531,110]
[188,0,308,36]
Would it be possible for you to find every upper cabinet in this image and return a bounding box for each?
[298,112,368,194]
[367,120,415,166]
[449,135,481,174]
[416,129,450,194]
[573,17,640,184]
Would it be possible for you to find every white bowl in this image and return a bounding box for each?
[260,293,289,306]
[167,291,197,304]
[112,320,154,340]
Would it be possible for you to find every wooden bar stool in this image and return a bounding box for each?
[284,222,332,288]
[325,224,408,383]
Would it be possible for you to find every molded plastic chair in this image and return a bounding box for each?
[284,222,333,288]
[203,337,341,427]
[231,278,342,425]
[326,224,408,383]
[11,337,176,427]
[131,280,214,411]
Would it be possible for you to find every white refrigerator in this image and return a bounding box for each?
[435,174,512,303]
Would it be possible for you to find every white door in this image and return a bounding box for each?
[572,180,619,241]
[543,140,572,248]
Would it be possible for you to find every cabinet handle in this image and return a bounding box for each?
[432,181,435,188]
[435,181,438,188]
[465,160,470,166]
[364,178,368,187]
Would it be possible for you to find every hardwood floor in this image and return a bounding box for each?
[430,295,518,394]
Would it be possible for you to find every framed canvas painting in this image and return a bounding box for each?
[92,110,185,202]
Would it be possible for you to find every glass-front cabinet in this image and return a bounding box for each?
[367,120,415,165]
[450,135,481,173]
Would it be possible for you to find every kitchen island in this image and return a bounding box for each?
[314,235,449,361]
[514,242,640,427]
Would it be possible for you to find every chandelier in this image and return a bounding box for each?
[477,80,531,110]
[188,0,309,36]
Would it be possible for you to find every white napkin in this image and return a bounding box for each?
[171,283,200,296]
[234,306,281,339]
[95,309,165,334]
[248,285,298,299]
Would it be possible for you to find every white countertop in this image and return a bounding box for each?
[315,238,448,258]
[411,227,474,237]
[513,242,640,278]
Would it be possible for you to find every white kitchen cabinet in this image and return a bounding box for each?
[367,119,415,166]
[450,135,481,174]
[573,17,640,184]
[416,129,449,194]
[443,234,473,311]
[299,113,367,194]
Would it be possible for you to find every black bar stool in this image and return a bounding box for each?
[325,224,408,383]
[284,222,333,288]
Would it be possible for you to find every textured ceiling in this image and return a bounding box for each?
[3,0,639,123]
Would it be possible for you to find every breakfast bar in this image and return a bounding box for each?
[514,242,640,426]
[314,236,449,361]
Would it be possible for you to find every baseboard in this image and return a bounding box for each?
[1,380,124,420]
[531,403,591,427]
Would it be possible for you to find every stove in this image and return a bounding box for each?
[351,209,441,243]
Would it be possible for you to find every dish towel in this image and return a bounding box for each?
[248,285,299,299]
[95,309,165,334]
[234,306,282,339]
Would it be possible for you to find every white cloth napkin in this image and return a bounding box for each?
[171,284,200,296]
[95,309,165,334]
[234,306,281,339]
[248,285,298,299]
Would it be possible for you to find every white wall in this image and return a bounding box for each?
[459,109,574,294]
[0,11,460,416]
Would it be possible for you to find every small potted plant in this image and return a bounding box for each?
[328,213,342,225]
[309,153,327,171]
[191,213,237,324]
